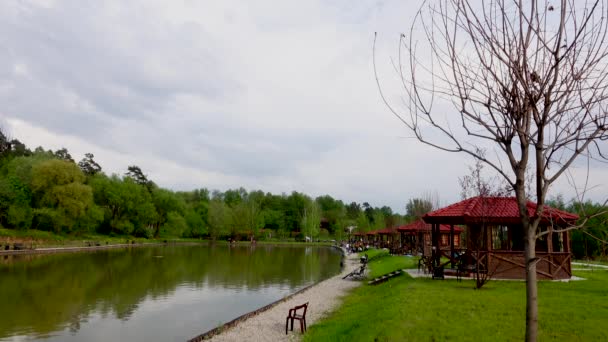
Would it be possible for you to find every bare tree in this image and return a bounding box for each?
[375,1,608,340]
[459,149,510,199]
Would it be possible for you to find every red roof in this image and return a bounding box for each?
[376,227,397,235]
[423,196,579,225]
[366,230,378,235]
[396,219,463,233]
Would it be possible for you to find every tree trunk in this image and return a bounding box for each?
[525,227,538,342]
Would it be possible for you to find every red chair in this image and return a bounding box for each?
[285,302,308,334]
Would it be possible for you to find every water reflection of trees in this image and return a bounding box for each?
[0,245,341,339]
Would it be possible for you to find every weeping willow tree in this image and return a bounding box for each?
[375,1,608,340]
[302,200,321,239]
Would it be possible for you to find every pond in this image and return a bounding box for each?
[0,244,342,342]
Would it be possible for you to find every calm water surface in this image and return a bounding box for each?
[0,244,342,342]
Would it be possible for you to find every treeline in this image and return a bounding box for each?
[0,132,406,240]
[3,130,605,256]
[547,196,608,260]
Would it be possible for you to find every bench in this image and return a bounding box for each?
[342,265,366,280]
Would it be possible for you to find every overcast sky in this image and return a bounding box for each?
[1,0,606,213]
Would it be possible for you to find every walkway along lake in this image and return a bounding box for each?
[0,244,343,342]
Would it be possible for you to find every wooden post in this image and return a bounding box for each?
[547,227,554,276]
[432,223,440,267]
[450,224,455,268]
[430,224,435,264]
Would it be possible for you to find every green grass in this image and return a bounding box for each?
[0,228,335,249]
[305,254,608,342]
[0,227,67,243]
[0,228,191,248]
[362,251,417,279]
[359,248,389,260]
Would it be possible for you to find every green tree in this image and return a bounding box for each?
[346,202,362,220]
[0,173,32,229]
[247,190,266,238]
[372,211,385,230]
[183,209,206,238]
[125,165,154,192]
[569,201,608,259]
[405,198,433,220]
[380,206,395,227]
[207,199,232,240]
[362,202,375,224]
[356,212,370,233]
[284,192,308,233]
[161,211,188,238]
[315,195,346,233]
[30,159,97,233]
[78,153,102,177]
[53,148,74,162]
[224,187,247,207]
[151,188,185,237]
[89,175,157,236]
[0,128,10,155]
[302,199,321,239]
[0,128,32,162]
[0,153,58,229]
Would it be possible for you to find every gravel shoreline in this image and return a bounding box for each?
[203,250,362,342]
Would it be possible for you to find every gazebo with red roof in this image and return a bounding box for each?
[375,227,400,249]
[423,196,578,280]
[363,230,379,245]
[396,219,464,256]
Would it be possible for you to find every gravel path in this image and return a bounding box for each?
[207,250,362,342]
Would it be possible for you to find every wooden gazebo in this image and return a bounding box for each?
[396,219,463,256]
[365,230,379,245]
[376,227,398,249]
[423,196,578,280]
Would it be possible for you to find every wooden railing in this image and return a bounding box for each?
[457,250,572,280]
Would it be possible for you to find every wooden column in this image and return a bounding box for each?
[547,229,553,276]
[432,223,440,267]
[450,224,455,268]
[430,224,435,263]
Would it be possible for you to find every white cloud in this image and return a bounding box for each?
[1,0,607,213]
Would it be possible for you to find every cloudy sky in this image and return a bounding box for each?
[1,0,605,213]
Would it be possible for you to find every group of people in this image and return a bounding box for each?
[343,240,369,254]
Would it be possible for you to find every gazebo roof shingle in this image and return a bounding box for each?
[396,219,463,233]
[423,196,578,225]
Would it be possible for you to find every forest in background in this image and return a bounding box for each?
[0,130,408,241]
[1,130,606,259]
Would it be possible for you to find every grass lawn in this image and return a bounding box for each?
[305,251,608,342]
[0,228,166,248]
[365,251,413,280]
[0,228,335,249]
